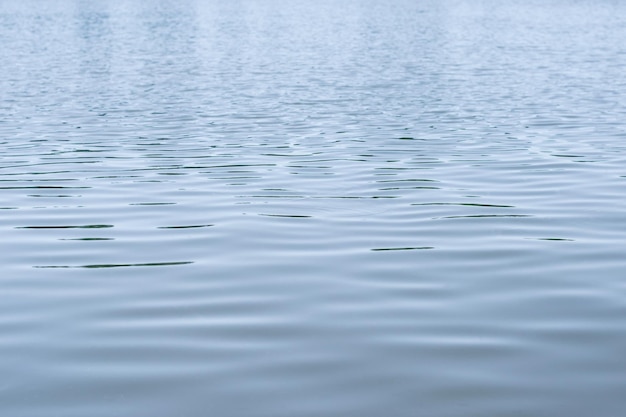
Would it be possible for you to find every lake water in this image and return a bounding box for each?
[2,0,626,416]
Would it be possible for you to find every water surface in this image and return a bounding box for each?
[2,1,626,416]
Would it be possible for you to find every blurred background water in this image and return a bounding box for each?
[2,0,626,416]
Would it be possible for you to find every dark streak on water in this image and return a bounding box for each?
[16,225,115,229]
[34,261,194,269]
[371,247,435,252]
[2,0,626,416]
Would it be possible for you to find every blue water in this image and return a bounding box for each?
[2,1,626,416]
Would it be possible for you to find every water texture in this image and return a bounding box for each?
[2,1,626,416]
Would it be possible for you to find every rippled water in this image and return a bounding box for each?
[2,0,626,416]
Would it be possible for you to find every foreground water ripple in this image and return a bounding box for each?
[2,0,626,416]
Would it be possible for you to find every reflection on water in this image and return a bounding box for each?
[35,261,194,269]
[2,0,626,416]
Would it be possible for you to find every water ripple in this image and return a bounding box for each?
[2,1,626,416]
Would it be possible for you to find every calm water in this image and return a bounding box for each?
[2,0,626,416]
